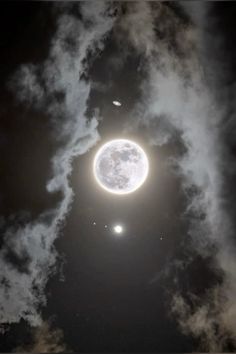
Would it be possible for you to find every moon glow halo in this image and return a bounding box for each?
[93,139,149,195]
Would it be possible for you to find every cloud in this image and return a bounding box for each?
[1,2,116,326]
[115,2,156,56]
[117,2,236,350]
[171,291,224,352]
[14,321,68,353]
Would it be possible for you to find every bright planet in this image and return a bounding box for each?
[93,139,149,195]
[113,225,123,234]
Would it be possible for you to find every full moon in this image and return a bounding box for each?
[93,139,149,195]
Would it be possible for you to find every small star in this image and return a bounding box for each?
[93,222,96,226]
[104,225,108,228]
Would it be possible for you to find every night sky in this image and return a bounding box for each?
[0,1,236,352]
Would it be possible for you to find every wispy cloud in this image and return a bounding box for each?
[14,321,68,353]
[117,2,236,350]
[1,2,116,326]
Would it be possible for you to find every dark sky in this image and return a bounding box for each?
[0,1,236,352]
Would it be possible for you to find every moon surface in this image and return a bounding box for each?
[93,139,149,195]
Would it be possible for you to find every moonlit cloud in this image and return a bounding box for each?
[1,2,116,326]
[117,2,236,350]
[14,321,68,353]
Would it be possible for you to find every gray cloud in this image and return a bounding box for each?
[14,320,68,353]
[1,2,116,326]
[117,2,236,350]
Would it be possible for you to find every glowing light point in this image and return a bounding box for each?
[114,225,123,234]
[112,100,122,107]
